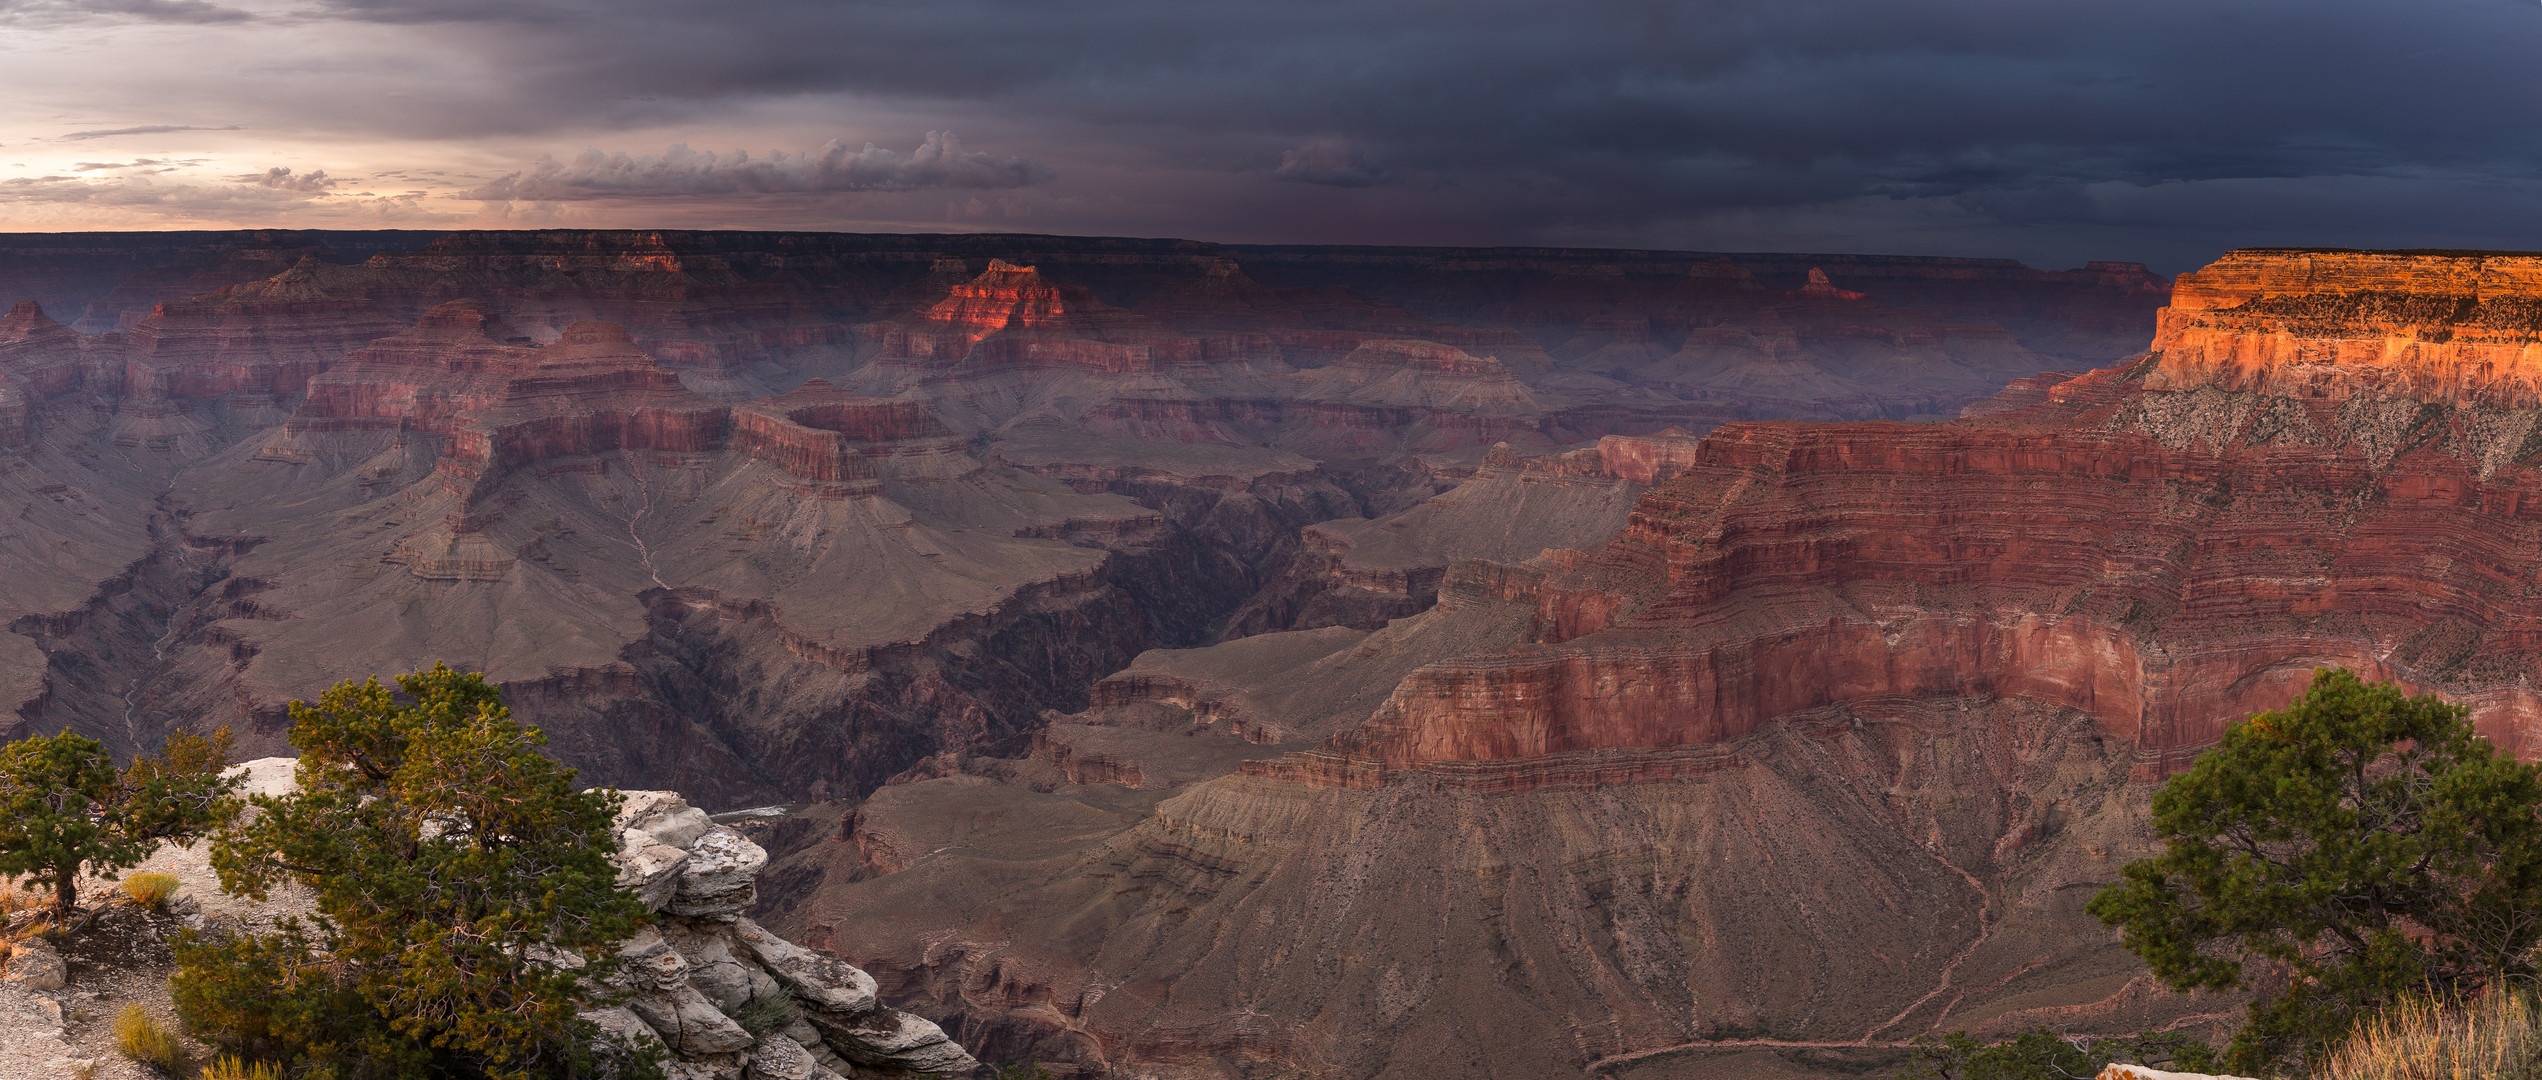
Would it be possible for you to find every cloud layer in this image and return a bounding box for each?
[463,134,1048,201]
[3,0,2541,269]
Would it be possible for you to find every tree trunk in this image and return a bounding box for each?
[50,865,75,924]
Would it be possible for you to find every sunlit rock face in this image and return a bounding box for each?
[2150,249,2542,406]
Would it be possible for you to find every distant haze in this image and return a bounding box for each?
[3,0,2540,272]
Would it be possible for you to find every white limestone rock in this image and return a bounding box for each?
[742,1034,848,1080]
[608,791,717,911]
[808,1006,978,1074]
[616,928,691,991]
[669,828,767,918]
[581,1005,667,1053]
[599,791,976,1078]
[733,918,878,1016]
[620,843,692,912]
[627,982,757,1055]
[675,927,758,1013]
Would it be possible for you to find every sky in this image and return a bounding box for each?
[3,0,2540,272]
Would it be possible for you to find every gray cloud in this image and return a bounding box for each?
[59,124,242,141]
[461,134,1049,201]
[245,166,336,191]
[1275,139,1386,187]
[1,0,247,23]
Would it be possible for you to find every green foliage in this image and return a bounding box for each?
[989,1064,1057,1080]
[2088,668,2542,1074]
[0,726,239,922]
[1894,1027,2217,1080]
[176,663,657,1080]
[730,983,798,1038]
[114,1004,187,1073]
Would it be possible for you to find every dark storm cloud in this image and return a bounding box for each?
[217,0,2542,263]
[462,134,1048,201]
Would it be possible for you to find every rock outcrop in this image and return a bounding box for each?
[598,791,979,1079]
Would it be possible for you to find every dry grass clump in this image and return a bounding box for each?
[2318,989,2542,1080]
[120,871,182,908]
[0,875,46,964]
[0,874,42,927]
[114,1004,186,1074]
[200,1056,281,1080]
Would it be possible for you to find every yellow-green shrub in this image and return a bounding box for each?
[199,1055,281,1080]
[2319,990,2542,1080]
[120,872,180,908]
[113,1004,184,1072]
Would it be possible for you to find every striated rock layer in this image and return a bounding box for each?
[759,248,2542,1080]
[0,229,2152,809]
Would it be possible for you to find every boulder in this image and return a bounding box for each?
[2,939,66,992]
[626,982,757,1055]
[808,1006,979,1074]
[619,842,692,912]
[616,790,716,850]
[668,828,766,918]
[733,918,878,1015]
[742,1034,848,1080]
[616,927,690,991]
[675,928,758,1013]
[580,1005,666,1053]
[2097,1068,2260,1080]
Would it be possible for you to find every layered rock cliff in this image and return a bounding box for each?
[0,230,2150,814]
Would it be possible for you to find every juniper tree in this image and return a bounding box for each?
[2089,668,2542,1073]
[0,726,238,923]
[176,663,655,1080]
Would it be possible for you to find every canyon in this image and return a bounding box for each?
[0,229,2210,1077]
[729,248,2542,1079]
[0,229,2155,806]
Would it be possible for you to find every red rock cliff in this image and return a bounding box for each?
[2152,249,2542,405]
[1313,249,2542,784]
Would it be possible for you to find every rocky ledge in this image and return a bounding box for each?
[592,791,981,1079]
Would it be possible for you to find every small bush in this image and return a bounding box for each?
[2320,990,2542,1080]
[731,983,798,1037]
[120,872,181,908]
[200,1056,281,1080]
[114,1004,185,1073]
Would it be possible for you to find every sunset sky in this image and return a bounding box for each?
[5,0,2540,271]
